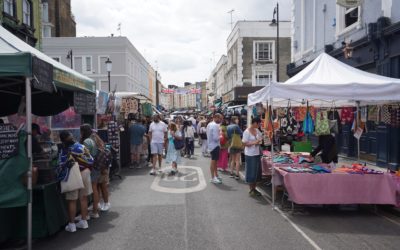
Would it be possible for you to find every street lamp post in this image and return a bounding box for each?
[105,58,112,92]
[270,2,279,82]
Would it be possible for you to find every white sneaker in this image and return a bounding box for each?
[89,212,100,219]
[65,223,76,233]
[149,169,156,175]
[74,214,90,221]
[75,220,89,229]
[211,177,222,184]
[101,202,111,211]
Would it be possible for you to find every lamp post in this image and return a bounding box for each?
[105,58,112,92]
[270,2,279,82]
[66,49,73,69]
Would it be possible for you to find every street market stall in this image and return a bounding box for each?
[0,26,95,249]
[247,53,400,208]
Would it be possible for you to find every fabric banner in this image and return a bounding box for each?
[0,132,28,208]
[97,91,109,115]
[336,0,362,8]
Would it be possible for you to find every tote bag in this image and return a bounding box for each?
[315,111,331,136]
[60,162,84,193]
[230,130,243,149]
[303,107,314,134]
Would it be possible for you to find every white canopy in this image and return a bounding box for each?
[248,53,400,105]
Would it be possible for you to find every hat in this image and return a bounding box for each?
[32,123,42,135]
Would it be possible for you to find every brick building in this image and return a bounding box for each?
[41,0,76,37]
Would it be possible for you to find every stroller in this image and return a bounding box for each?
[107,144,122,180]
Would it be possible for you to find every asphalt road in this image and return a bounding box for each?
[33,146,400,250]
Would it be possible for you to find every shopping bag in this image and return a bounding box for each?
[303,110,314,134]
[328,108,341,133]
[328,120,339,134]
[60,162,84,193]
[315,111,331,136]
[230,131,243,149]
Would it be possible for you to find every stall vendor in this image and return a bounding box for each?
[310,134,338,164]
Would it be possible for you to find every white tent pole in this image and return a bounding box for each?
[270,96,275,210]
[25,77,32,250]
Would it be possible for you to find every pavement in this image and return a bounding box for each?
[30,145,400,250]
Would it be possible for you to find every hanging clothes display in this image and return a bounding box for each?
[340,107,355,124]
[367,106,378,124]
[381,105,391,124]
[142,103,153,117]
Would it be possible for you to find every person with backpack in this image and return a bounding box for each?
[227,116,243,180]
[80,124,103,219]
[58,131,93,232]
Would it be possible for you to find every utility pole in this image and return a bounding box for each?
[228,9,235,30]
[155,71,159,106]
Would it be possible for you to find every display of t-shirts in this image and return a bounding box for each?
[389,105,400,128]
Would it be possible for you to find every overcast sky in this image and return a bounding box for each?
[72,0,291,86]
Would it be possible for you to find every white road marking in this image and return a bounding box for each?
[150,166,207,194]
[239,172,322,250]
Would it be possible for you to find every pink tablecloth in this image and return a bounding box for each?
[274,168,400,205]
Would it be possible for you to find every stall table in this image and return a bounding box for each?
[274,167,400,206]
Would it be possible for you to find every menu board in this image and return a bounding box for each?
[0,124,19,160]
[32,57,54,93]
[74,92,96,115]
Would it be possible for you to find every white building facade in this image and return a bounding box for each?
[42,37,156,101]
[215,21,291,104]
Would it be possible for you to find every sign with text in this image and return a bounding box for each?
[73,92,96,115]
[0,124,19,160]
[32,57,54,93]
[336,0,361,8]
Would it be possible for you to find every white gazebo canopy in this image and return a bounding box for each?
[248,53,400,106]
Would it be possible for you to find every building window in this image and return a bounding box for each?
[42,25,52,37]
[84,56,92,73]
[41,2,49,22]
[254,41,274,62]
[3,0,15,16]
[344,7,359,28]
[255,71,273,86]
[22,0,32,26]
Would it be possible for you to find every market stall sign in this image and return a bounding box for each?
[54,68,95,93]
[32,57,55,93]
[73,92,96,115]
[0,124,19,160]
[234,86,263,102]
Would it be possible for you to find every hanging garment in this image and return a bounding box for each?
[360,107,368,123]
[303,109,314,135]
[142,103,153,117]
[381,105,391,124]
[340,107,355,124]
[315,111,331,136]
[389,105,400,128]
[328,108,341,134]
[368,106,378,124]
[294,106,307,121]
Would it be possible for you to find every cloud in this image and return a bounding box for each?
[72,0,291,86]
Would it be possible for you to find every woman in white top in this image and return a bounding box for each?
[242,117,263,197]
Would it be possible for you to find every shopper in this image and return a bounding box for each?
[242,117,263,197]
[80,124,101,218]
[165,122,182,175]
[149,114,168,175]
[59,131,92,232]
[129,119,147,168]
[227,116,243,180]
[183,120,195,158]
[218,125,229,171]
[207,113,222,184]
[199,122,208,157]
[145,116,153,167]
[91,132,111,212]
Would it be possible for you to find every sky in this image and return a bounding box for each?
[72,0,291,86]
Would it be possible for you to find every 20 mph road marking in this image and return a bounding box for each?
[150,166,207,194]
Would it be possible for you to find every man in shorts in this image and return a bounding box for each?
[129,119,147,168]
[148,114,167,175]
[207,113,222,184]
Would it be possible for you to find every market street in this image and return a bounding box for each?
[33,147,400,250]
